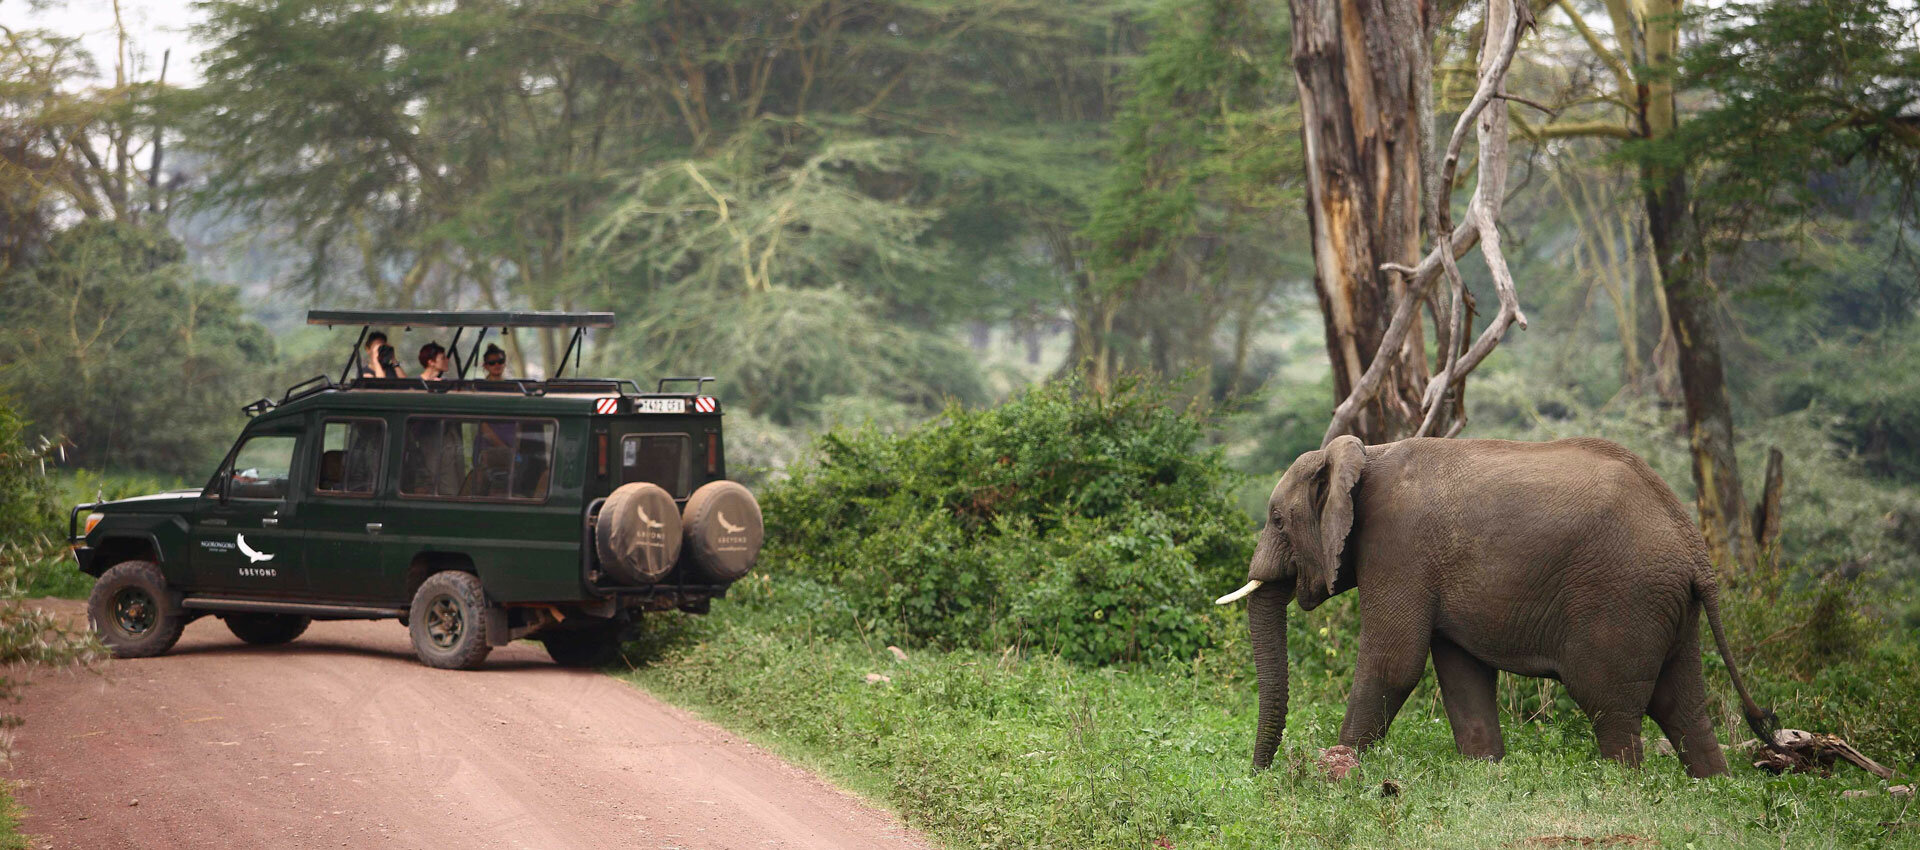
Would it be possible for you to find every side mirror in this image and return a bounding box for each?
[218,471,232,504]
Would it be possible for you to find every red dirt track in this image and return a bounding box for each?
[5,599,932,850]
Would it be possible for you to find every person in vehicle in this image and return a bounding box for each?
[359,331,406,378]
[418,341,451,380]
[404,418,466,496]
[481,344,509,380]
[472,418,519,496]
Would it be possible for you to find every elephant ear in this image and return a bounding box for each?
[1309,435,1367,598]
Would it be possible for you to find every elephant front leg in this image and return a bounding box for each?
[1432,636,1505,761]
[1338,622,1431,752]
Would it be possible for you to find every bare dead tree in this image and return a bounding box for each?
[1319,0,1535,448]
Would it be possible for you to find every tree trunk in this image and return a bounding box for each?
[1632,0,1756,581]
[1646,171,1753,581]
[1290,0,1429,443]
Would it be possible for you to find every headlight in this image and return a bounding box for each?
[83,513,103,536]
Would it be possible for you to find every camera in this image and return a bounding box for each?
[376,344,398,370]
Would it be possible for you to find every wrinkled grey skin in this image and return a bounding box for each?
[1241,435,1774,777]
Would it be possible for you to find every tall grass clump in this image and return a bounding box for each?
[761,375,1253,666]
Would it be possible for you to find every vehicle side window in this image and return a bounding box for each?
[400,418,554,501]
[622,434,690,498]
[223,436,299,500]
[315,419,385,496]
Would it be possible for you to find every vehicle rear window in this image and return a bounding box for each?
[400,418,555,501]
[225,435,298,500]
[622,434,689,497]
[315,419,384,496]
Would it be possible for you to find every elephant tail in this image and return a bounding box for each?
[1696,575,1780,751]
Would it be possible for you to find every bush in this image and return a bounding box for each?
[762,376,1253,666]
[0,401,57,547]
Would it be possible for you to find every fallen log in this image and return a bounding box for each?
[1752,729,1896,779]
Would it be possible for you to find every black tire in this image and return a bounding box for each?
[681,480,764,583]
[87,560,186,658]
[595,482,683,585]
[224,613,311,645]
[407,571,493,669]
[539,623,626,668]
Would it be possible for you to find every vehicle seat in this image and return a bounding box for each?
[317,450,346,491]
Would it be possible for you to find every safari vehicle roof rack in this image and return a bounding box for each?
[307,308,618,385]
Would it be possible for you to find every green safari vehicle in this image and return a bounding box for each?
[68,310,764,669]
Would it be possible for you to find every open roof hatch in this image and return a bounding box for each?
[308,309,617,382]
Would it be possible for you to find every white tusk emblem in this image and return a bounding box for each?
[236,534,275,564]
[1214,579,1263,605]
[717,511,745,534]
[636,504,664,529]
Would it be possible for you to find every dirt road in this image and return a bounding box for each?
[5,600,932,850]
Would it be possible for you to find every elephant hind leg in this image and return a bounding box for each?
[1432,636,1505,761]
[1647,630,1731,778]
[1564,674,1654,769]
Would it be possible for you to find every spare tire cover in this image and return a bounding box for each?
[595,482,683,585]
[680,481,764,582]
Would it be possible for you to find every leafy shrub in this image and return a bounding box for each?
[762,376,1253,666]
[0,401,58,539]
[0,399,103,746]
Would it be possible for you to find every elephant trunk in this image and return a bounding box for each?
[1248,581,1290,771]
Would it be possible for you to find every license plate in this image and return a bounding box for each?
[633,398,686,414]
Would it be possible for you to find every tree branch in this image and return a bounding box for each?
[1323,0,1533,446]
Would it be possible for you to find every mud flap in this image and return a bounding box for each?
[485,604,510,647]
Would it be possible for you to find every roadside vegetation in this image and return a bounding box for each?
[0,400,105,847]
[621,380,1920,849]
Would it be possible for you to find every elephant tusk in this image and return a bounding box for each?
[1215,579,1264,605]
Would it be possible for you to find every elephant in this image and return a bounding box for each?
[1215,435,1776,778]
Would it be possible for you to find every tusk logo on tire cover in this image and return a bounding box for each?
[636,504,664,530]
[717,510,746,534]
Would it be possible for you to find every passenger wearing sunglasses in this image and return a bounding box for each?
[481,344,509,380]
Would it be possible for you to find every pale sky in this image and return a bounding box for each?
[8,0,208,85]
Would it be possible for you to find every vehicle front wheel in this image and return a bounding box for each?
[538,622,627,668]
[224,613,311,645]
[87,560,186,658]
[407,571,493,670]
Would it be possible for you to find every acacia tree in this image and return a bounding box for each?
[186,0,1131,403]
[1,23,174,276]
[1079,0,1304,402]
[1519,0,1920,580]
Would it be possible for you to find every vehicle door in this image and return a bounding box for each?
[302,416,392,601]
[386,415,572,601]
[191,428,308,596]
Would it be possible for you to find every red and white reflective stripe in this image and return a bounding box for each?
[694,396,717,413]
[593,397,620,415]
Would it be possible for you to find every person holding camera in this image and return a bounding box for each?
[359,331,407,378]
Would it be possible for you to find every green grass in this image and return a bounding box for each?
[0,784,27,850]
[619,578,1920,849]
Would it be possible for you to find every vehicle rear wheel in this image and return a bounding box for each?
[224,613,311,645]
[407,571,493,669]
[87,560,186,658]
[539,623,627,668]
